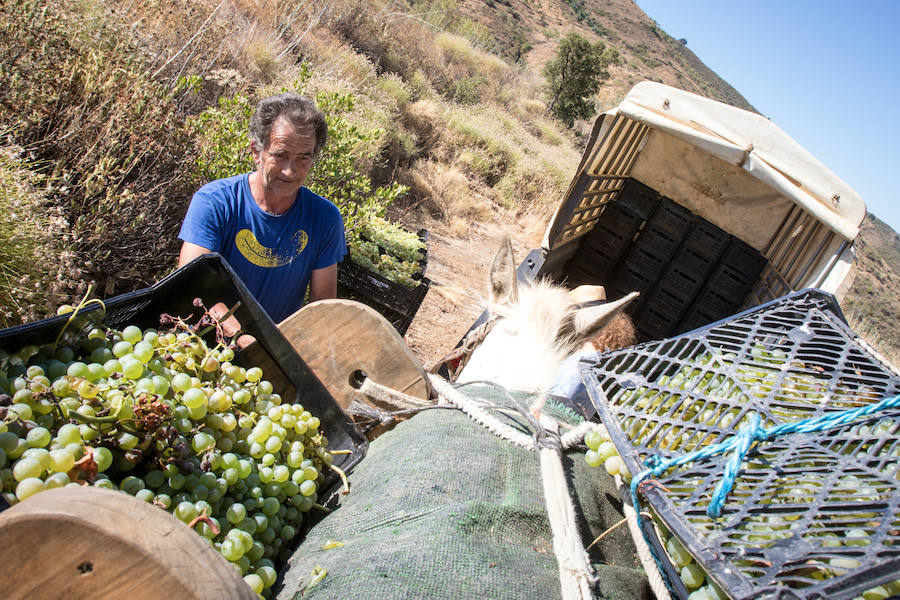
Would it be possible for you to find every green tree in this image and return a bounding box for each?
[543,33,618,127]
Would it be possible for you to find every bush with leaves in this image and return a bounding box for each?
[0,0,195,302]
[543,32,619,127]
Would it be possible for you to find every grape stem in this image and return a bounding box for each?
[326,461,350,495]
[53,284,107,351]
[586,511,653,550]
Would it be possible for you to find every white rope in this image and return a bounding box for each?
[428,374,596,600]
[427,375,535,449]
[560,421,608,451]
[358,377,434,410]
[615,475,672,600]
[538,416,598,600]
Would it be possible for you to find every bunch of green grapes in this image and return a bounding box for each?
[363,216,426,264]
[0,311,342,598]
[347,216,425,289]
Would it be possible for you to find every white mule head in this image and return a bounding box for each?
[456,239,638,393]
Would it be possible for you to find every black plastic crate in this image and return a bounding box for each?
[656,265,705,303]
[622,242,670,281]
[634,293,691,341]
[637,222,685,257]
[0,254,368,477]
[582,289,900,600]
[705,263,756,305]
[609,263,657,299]
[683,220,730,256]
[646,198,696,237]
[672,222,731,278]
[677,284,745,334]
[590,203,645,248]
[337,259,431,336]
[617,179,663,220]
[720,237,767,280]
[568,246,621,283]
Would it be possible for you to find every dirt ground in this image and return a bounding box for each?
[400,217,538,369]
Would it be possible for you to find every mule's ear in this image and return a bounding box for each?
[573,291,639,338]
[488,237,519,307]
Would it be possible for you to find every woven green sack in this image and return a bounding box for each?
[276,388,651,600]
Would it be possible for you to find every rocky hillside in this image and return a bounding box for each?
[842,214,900,363]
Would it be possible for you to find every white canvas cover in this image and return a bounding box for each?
[612,82,865,241]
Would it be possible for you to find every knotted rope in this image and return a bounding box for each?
[627,393,900,596]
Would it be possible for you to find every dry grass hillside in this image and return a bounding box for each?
[0,0,895,365]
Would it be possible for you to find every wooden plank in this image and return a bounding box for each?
[275,299,431,416]
[0,487,255,600]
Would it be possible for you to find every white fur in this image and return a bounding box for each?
[457,280,583,393]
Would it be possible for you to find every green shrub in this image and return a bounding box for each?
[0,0,194,300]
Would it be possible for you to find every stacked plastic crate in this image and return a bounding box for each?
[582,289,900,600]
[337,230,431,336]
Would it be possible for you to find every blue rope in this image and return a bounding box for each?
[627,393,900,593]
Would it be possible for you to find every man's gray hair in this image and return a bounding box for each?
[249,93,327,156]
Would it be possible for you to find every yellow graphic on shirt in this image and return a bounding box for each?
[235,228,308,267]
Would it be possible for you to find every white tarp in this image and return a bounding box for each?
[615,82,865,241]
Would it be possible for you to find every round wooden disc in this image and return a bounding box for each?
[0,486,255,600]
[277,299,431,431]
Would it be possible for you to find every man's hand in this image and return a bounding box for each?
[178,242,213,268]
[308,264,338,302]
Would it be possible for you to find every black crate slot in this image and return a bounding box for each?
[721,237,767,279]
[656,265,705,303]
[704,263,756,305]
[646,199,696,237]
[617,179,663,220]
[582,289,900,600]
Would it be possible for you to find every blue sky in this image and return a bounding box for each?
[634,0,900,233]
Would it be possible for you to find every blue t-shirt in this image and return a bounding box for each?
[178,173,346,322]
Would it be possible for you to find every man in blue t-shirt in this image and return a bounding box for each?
[178,94,346,323]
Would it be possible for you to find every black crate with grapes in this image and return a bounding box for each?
[0,255,366,598]
[340,216,430,335]
[581,289,900,600]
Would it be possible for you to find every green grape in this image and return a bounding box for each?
[227,502,247,524]
[15,477,45,500]
[681,563,706,589]
[584,429,604,450]
[135,488,155,503]
[49,449,75,473]
[13,457,43,481]
[121,358,143,380]
[44,471,70,489]
[596,441,618,462]
[94,447,113,472]
[604,455,623,476]
[121,325,143,345]
[585,450,603,468]
[221,538,243,562]
[666,536,693,569]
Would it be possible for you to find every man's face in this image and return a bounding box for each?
[251,116,317,202]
